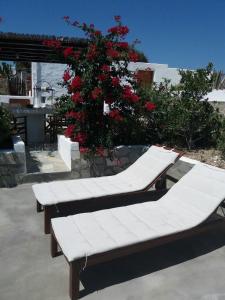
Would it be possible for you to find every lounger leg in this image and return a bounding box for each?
[69,262,80,300]
[51,229,58,257]
[36,200,43,213]
[44,206,53,234]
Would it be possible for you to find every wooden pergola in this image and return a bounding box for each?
[0,32,88,63]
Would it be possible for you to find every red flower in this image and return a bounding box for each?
[101,64,110,72]
[94,30,101,36]
[114,15,121,22]
[80,147,90,154]
[105,98,114,105]
[66,111,85,122]
[64,124,75,138]
[107,48,120,59]
[98,74,108,81]
[129,51,139,62]
[109,109,123,122]
[63,70,71,82]
[91,87,102,100]
[63,47,74,58]
[75,132,87,145]
[123,86,140,103]
[108,25,129,36]
[73,51,81,60]
[87,44,97,60]
[116,42,129,49]
[145,102,156,111]
[105,41,114,48]
[111,77,120,86]
[71,76,83,90]
[71,92,83,103]
[96,146,105,157]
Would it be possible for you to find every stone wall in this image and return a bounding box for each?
[70,145,150,179]
[0,136,26,187]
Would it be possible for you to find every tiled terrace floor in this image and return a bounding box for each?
[1,183,225,300]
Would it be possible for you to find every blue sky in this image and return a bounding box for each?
[1,0,225,71]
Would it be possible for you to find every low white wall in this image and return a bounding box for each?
[58,135,80,170]
[12,135,27,173]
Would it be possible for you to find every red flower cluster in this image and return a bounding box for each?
[116,42,129,49]
[43,39,61,48]
[123,86,140,103]
[129,51,139,62]
[111,77,120,86]
[114,15,121,22]
[109,109,123,122]
[98,74,108,82]
[64,124,75,138]
[108,25,129,36]
[75,132,87,145]
[94,30,101,36]
[101,64,110,72]
[73,51,81,60]
[105,41,114,48]
[96,146,105,157]
[71,92,83,103]
[105,98,114,104]
[71,76,83,90]
[91,87,102,100]
[66,111,85,122]
[145,102,156,111]
[87,44,97,60]
[79,147,90,154]
[63,47,74,58]
[106,48,120,59]
[63,70,71,82]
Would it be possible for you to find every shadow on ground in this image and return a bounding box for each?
[79,224,225,298]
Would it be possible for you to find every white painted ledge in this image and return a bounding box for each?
[58,135,80,170]
[180,156,201,165]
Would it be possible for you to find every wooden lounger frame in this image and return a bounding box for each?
[50,207,225,300]
[36,146,183,234]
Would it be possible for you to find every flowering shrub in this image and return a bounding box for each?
[45,16,156,152]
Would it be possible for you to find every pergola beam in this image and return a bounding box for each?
[0,32,88,63]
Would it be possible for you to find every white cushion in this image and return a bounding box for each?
[52,163,225,262]
[32,146,179,205]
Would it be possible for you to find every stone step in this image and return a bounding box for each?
[26,150,69,174]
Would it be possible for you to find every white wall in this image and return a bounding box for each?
[0,61,183,104]
[31,62,182,101]
[128,62,182,85]
[58,135,80,170]
[32,62,67,103]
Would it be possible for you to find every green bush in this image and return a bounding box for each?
[217,118,225,159]
[139,63,222,150]
[0,106,12,147]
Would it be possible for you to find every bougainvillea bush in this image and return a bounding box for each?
[45,16,156,153]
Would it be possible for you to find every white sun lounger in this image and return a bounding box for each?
[32,145,182,233]
[51,163,225,300]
